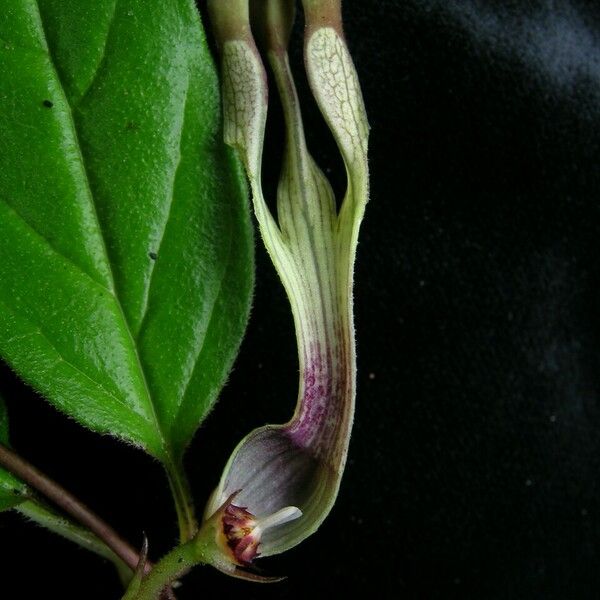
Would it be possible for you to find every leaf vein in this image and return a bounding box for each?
[0,199,112,294]
[72,0,118,106]
[135,72,191,337]
[175,208,235,434]
[0,301,138,418]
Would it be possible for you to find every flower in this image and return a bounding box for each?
[204,0,369,571]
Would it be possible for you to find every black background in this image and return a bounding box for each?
[2,1,600,598]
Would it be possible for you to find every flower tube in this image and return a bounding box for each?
[204,0,369,572]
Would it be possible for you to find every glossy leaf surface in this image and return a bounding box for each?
[0,397,28,512]
[0,1,253,461]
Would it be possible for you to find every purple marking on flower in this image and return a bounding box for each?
[286,339,352,465]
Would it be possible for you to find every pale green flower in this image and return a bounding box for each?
[204,0,369,577]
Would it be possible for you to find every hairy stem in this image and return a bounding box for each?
[133,540,199,600]
[164,457,198,542]
[0,442,145,573]
[17,499,126,565]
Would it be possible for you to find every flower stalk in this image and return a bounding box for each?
[163,457,198,543]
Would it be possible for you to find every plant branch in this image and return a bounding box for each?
[17,499,127,566]
[0,442,146,574]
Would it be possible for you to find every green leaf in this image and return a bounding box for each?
[0,1,253,462]
[0,396,28,511]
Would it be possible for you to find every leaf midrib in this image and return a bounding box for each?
[32,0,170,460]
